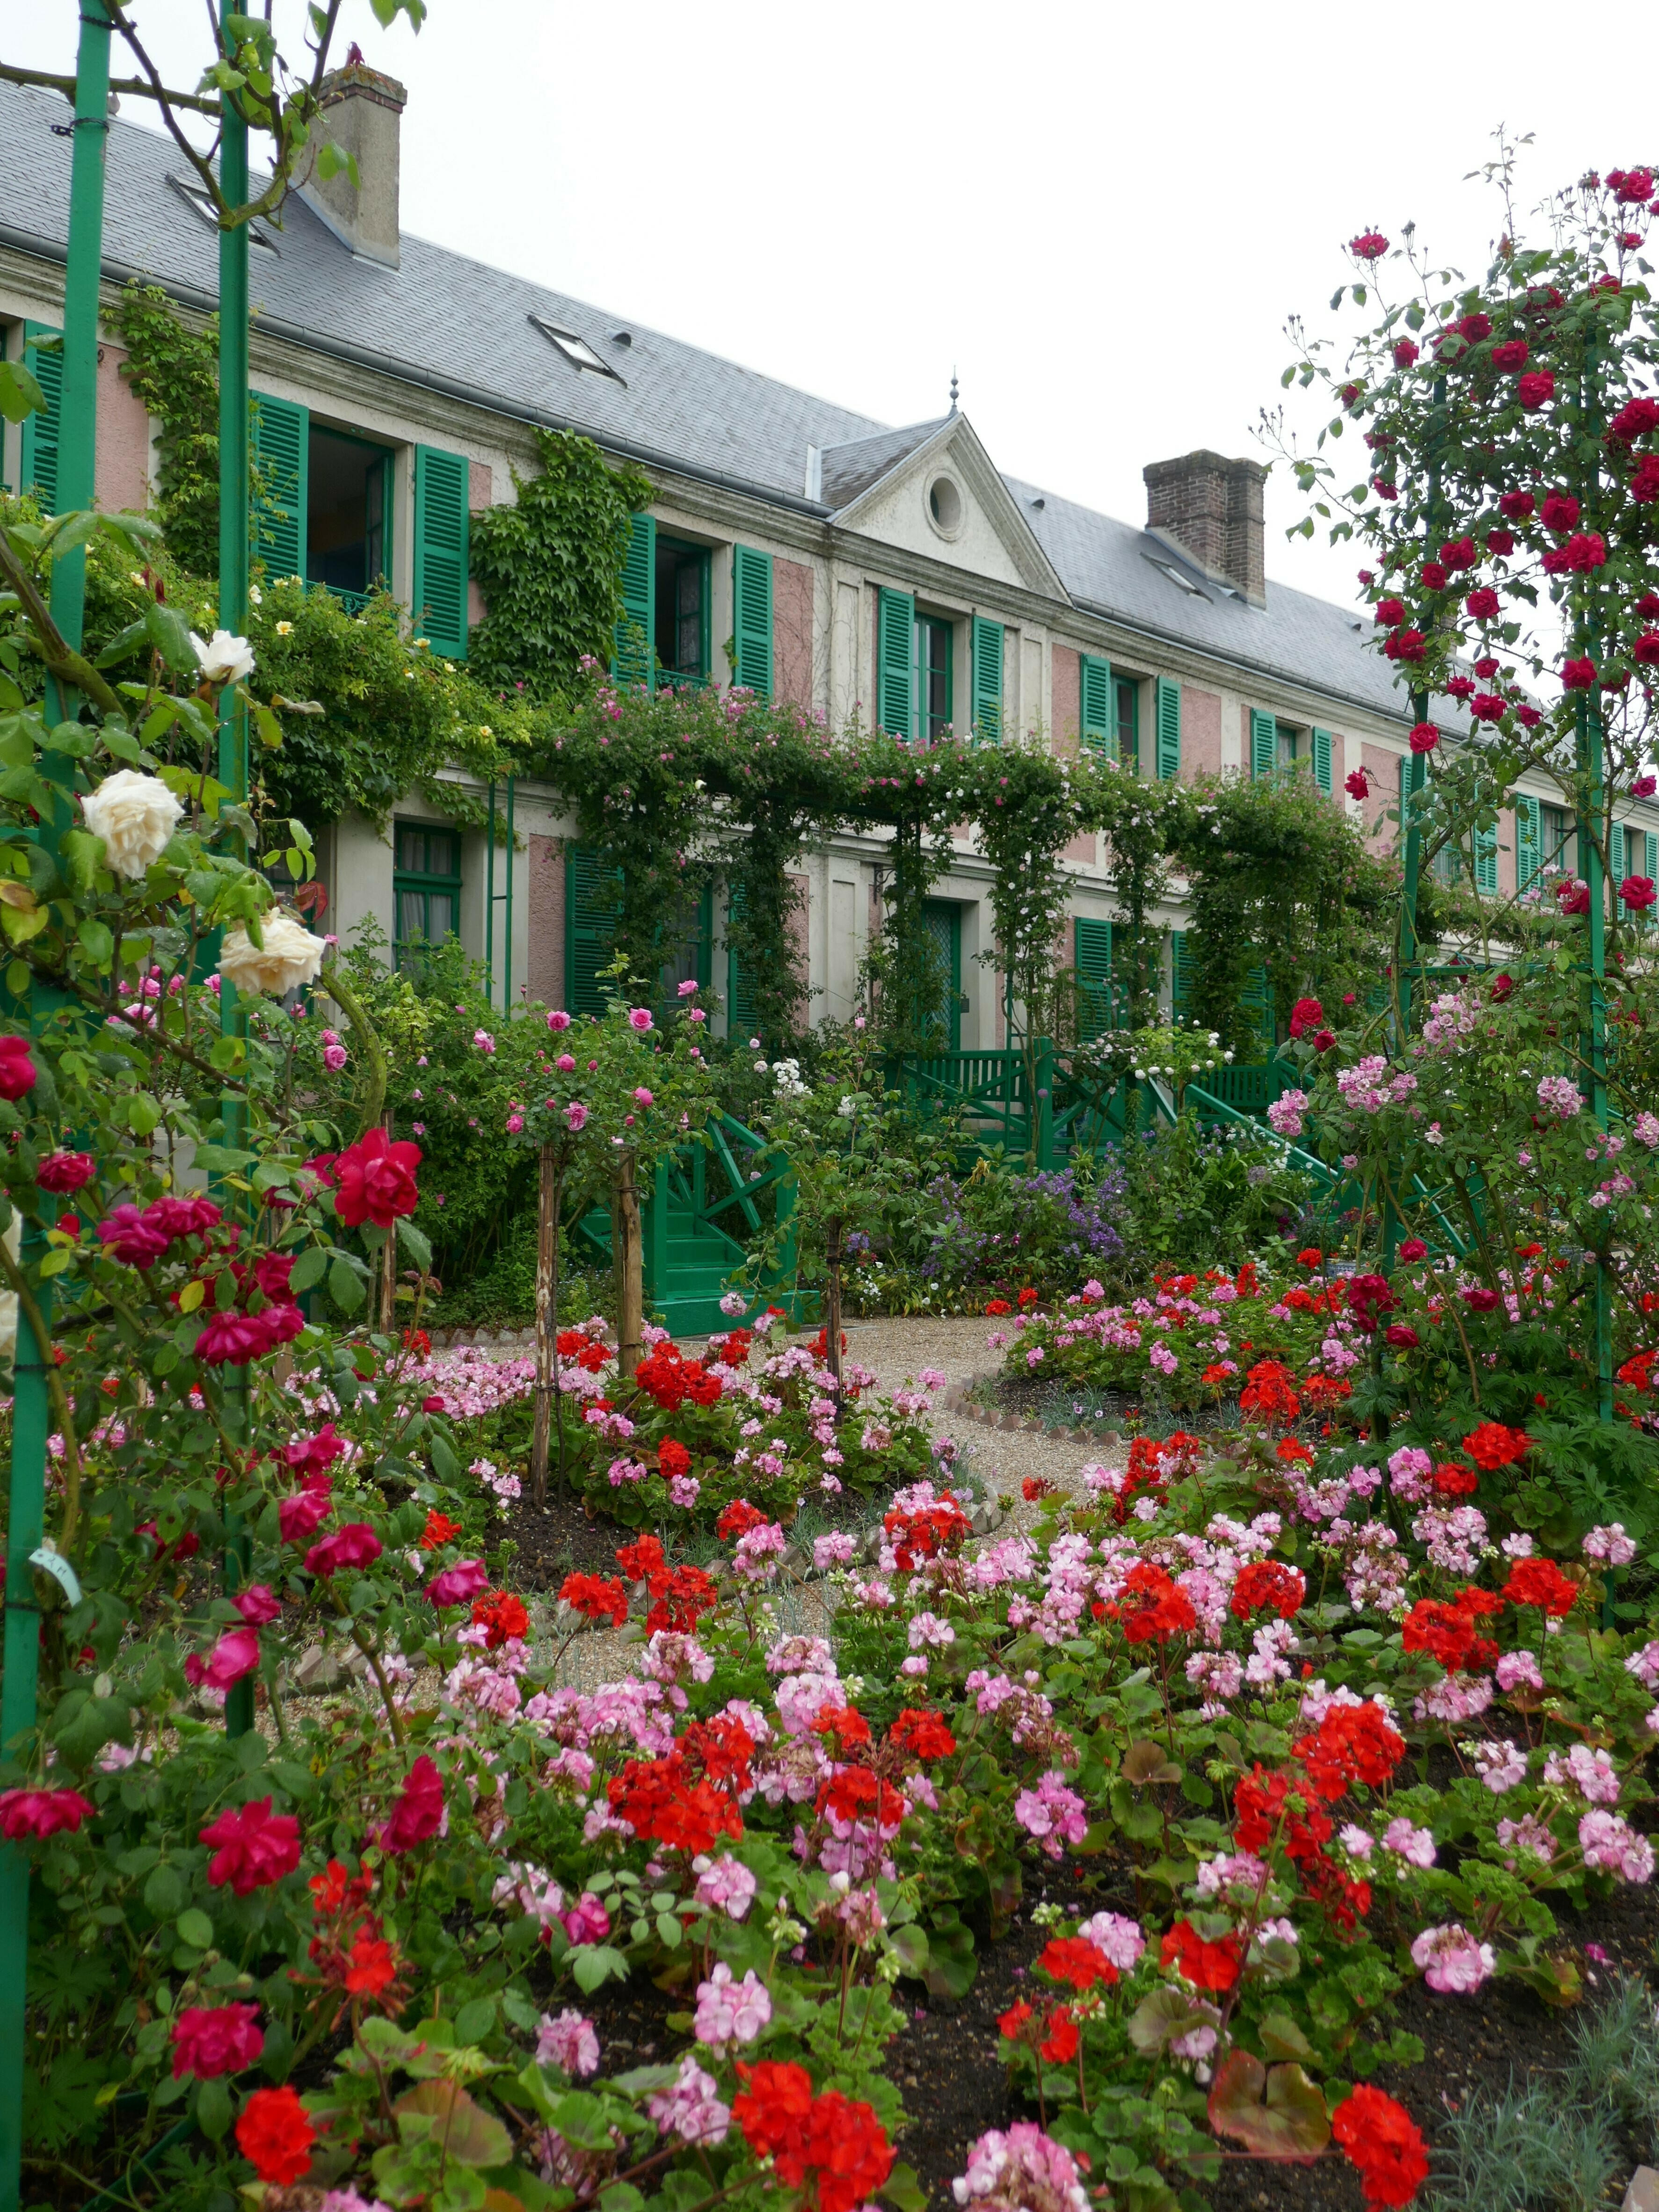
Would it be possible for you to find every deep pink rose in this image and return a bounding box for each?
[199,1798,301,1895]
[184,1626,261,1690]
[304,1522,382,1578]
[195,1311,273,1366]
[278,1480,332,1544]
[233,1584,283,1626]
[427,1558,489,1609]
[378,1754,445,1855]
[0,1035,37,1102]
[0,1787,95,1840]
[171,2002,264,2080]
[97,1205,173,1269]
[279,1426,344,1479]
[332,1127,421,1229]
[562,1893,613,1945]
[146,1196,223,1241]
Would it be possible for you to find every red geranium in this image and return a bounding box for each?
[1431,1461,1480,1498]
[1332,2085,1429,2209]
[1502,1557,1579,1616]
[813,1704,873,1753]
[657,1437,692,1480]
[1230,1560,1306,1621]
[1295,1701,1405,1798]
[1114,1560,1197,1645]
[1463,1421,1531,1471]
[609,1750,742,1855]
[331,1127,421,1229]
[559,1571,627,1627]
[1038,1936,1119,1991]
[418,1508,461,1551]
[234,2084,315,2186]
[733,2061,893,2212]
[1161,1918,1243,1992]
[890,1707,957,1762]
[1402,1594,1499,1673]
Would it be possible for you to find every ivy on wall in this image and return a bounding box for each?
[468,428,653,702]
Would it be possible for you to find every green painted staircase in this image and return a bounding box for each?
[578,1200,749,1337]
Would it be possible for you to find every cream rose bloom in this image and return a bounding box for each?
[218,914,327,997]
[190,628,256,685]
[80,769,185,881]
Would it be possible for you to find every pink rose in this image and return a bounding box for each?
[184,1626,262,1690]
[304,1522,382,1578]
[171,2002,263,2080]
[378,1753,445,1854]
[199,1798,301,1895]
[427,1558,489,1609]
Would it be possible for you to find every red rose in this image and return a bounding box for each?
[1384,629,1426,663]
[1489,973,1514,1001]
[331,1128,422,1230]
[278,1481,331,1544]
[233,1583,282,1625]
[0,1787,95,1839]
[1473,655,1499,677]
[1465,587,1500,620]
[1561,657,1599,691]
[1385,1323,1420,1349]
[1456,312,1492,341]
[1541,489,1580,532]
[184,1626,262,1691]
[1609,167,1656,204]
[1486,527,1515,554]
[1518,371,1556,409]
[1470,693,1506,723]
[171,2002,263,2080]
[1374,597,1406,627]
[1408,722,1439,754]
[36,1151,95,1193]
[1419,561,1448,592]
[1491,338,1529,370]
[1608,395,1659,441]
[1399,1236,1428,1260]
[1462,1286,1502,1312]
[1349,230,1389,261]
[1619,875,1657,910]
[1634,631,1659,665]
[1558,531,1607,572]
[1515,703,1543,727]
[1499,489,1537,519]
[1392,338,1419,367]
[199,1798,301,1896]
[234,2085,315,2187]
[1440,536,1477,570]
[1288,996,1324,1038]
[429,1557,490,1609]
[378,1753,445,1854]
[1313,1029,1336,1051]
[1632,454,1659,500]
[195,1311,276,1367]
[304,1521,382,1578]
[1345,766,1371,799]
[1557,879,1592,914]
[0,1034,37,1102]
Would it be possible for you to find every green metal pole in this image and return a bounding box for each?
[504,776,515,1012]
[217,93,254,1741]
[1577,336,1614,1425]
[0,17,111,2201]
[485,781,496,1005]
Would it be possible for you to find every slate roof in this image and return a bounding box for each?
[0,78,1419,726]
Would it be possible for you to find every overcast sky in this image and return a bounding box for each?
[12,0,1652,616]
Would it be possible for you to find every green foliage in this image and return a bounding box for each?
[468,427,653,701]
[110,284,227,576]
[1118,1112,1310,1273]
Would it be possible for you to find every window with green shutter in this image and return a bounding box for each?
[1170,930,1196,1021]
[877,587,915,737]
[733,545,773,698]
[612,512,655,689]
[411,444,470,661]
[1074,916,1113,1038]
[249,392,308,582]
[970,616,1003,741]
[1515,795,1542,889]
[1080,653,1112,753]
[654,534,710,686]
[1311,727,1333,794]
[1154,677,1180,780]
[566,845,623,1018]
[1474,820,1498,894]
[1250,708,1277,780]
[18,322,62,508]
[1114,676,1140,772]
[914,613,953,743]
[393,821,462,972]
[1542,803,1572,874]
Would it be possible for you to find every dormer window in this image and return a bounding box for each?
[167,174,278,251]
[529,315,627,384]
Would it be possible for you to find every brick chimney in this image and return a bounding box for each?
[1142,450,1267,607]
[295,59,407,269]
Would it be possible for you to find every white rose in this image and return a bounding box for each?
[80,769,183,881]
[190,628,256,685]
[218,913,327,997]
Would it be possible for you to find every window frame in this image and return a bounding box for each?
[912,610,954,744]
[393,819,463,970]
[1113,674,1140,772]
[655,534,712,687]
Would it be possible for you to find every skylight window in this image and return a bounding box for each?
[1144,553,1208,599]
[529,315,627,385]
[167,174,278,251]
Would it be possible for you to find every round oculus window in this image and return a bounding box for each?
[927,475,962,537]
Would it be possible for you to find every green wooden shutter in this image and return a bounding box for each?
[1515,795,1542,889]
[1079,653,1113,752]
[19,323,64,508]
[1240,964,1274,1048]
[970,616,1003,741]
[611,511,655,689]
[733,545,773,698]
[877,587,915,736]
[566,845,622,1018]
[1250,707,1277,780]
[1647,829,1659,891]
[1474,820,1498,894]
[1170,930,1196,1020]
[726,883,758,1039]
[1311,726,1333,794]
[250,391,308,583]
[1154,676,1181,780]
[411,443,470,661]
[1074,916,1113,1038]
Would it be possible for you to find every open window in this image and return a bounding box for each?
[655,536,711,686]
[306,428,393,609]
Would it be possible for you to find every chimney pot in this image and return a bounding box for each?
[296,60,407,269]
[1142,450,1267,607]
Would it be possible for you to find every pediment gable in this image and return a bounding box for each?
[825,415,1067,601]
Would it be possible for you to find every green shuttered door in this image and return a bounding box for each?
[877,587,914,737]
[613,511,655,689]
[1250,708,1276,780]
[1311,727,1333,794]
[1154,676,1181,780]
[1080,653,1112,752]
[566,845,622,1017]
[733,545,773,698]
[1075,916,1113,1037]
[251,391,308,582]
[19,323,63,508]
[971,616,1003,741]
[412,444,470,661]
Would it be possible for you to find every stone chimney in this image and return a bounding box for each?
[295,59,407,269]
[1142,450,1267,607]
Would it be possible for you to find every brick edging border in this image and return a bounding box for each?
[936,1375,1122,1453]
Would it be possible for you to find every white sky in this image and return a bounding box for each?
[11,0,1652,618]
